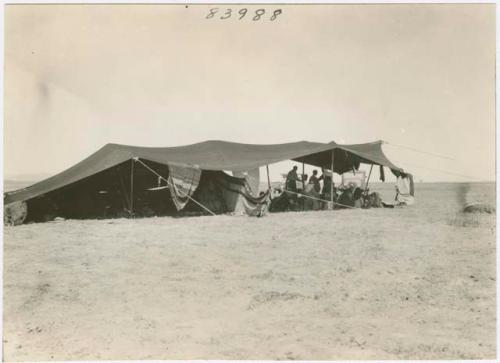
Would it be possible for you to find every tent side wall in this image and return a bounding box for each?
[4,144,133,205]
[22,159,178,223]
[23,160,133,222]
[7,162,264,223]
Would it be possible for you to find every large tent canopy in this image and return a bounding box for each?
[4,140,404,205]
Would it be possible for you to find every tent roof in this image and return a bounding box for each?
[4,140,404,204]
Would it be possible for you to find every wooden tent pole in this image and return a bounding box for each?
[365,164,374,192]
[302,162,305,211]
[330,150,334,210]
[302,162,305,190]
[266,165,271,191]
[130,158,135,217]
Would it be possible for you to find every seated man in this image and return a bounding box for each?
[395,174,415,205]
[379,174,415,208]
[365,191,383,208]
[269,189,296,212]
[352,187,363,208]
[336,182,356,208]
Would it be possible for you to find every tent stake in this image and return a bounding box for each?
[330,150,334,210]
[266,165,271,191]
[130,158,135,217]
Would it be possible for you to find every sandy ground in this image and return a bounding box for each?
[3,183,496,361]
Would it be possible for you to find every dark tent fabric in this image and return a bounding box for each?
[293,141,403,174]
[4,140,404,205]
[187,170,270,216]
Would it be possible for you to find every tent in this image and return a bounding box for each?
[4,140,407,224]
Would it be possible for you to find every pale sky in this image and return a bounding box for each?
[4,4,496,183]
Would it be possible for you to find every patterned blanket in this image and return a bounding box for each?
[168,163,202,211]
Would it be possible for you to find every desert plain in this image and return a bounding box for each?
[3,182,496,361]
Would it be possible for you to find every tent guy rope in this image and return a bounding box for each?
[283,189,358,210]
[397,161,486,181]
[383,141,455,161]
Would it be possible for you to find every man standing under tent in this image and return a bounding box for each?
[320,168,335,209]
[305,169,322,210]
[286,165,300,192]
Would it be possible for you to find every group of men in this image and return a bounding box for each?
[283,164,405,210]
[285,165,335,208]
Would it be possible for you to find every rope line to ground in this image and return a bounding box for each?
[395,161,487,181]
[282,189,359,210]
[383,141,456,161]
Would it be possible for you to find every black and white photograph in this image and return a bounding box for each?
[3,3,496,361]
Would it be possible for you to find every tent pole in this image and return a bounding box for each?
[365,164,374,192]
[330,150,334,210]
[302,162,305,190]
[302,162,305,211]
[129,158,135,217]
[266,165,271,191]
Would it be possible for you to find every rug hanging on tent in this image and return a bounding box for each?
[168,163,202,210]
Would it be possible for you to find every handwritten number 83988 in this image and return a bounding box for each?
[206,8,282,21]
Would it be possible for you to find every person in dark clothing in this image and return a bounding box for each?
[353,186,364,208]
[320,169,336,207]
[286,166,299,192]
[337,183,357,208]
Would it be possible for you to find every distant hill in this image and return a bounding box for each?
[4,173,50,192]
[4,180,36,192]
